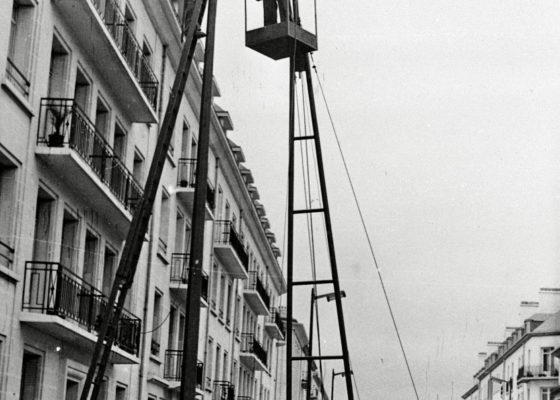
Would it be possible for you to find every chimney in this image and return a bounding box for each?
[537,288,560,313]
[518,300,539,321]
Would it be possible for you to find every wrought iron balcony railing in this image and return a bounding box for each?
[177,158,216,211]
[517,365,559,381]
[163,349,203,388]
[170,253,209,301]
[37,98,143,213]
[90,0,158,108]
[214,221,248,270]
[22,261,141,355]
[240,333,267,366]
[266,308,285,336]
[6,57,30,98]
[247,271,270,309]
[213,381,235,400]
[0,239,15,269]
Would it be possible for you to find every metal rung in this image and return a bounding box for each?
[294,135,315,141]
[292,279,333,286]
[291,355,344,361]
[293,208,324,214]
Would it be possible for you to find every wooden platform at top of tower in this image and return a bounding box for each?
[245,0,317,65]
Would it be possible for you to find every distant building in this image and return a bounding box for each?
[462,290,560,400]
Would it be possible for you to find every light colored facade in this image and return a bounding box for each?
[275,314,328,400]
[0,1,289,400]
[462,292,560,400]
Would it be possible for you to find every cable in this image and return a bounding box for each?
[309,54,421,400]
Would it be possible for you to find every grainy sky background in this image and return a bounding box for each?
[211,1,560,399]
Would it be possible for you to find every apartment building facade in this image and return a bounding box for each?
[0,0,289,399]
[462,298,560,400]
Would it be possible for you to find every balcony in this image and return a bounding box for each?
[243,271,270,316]
[213,221,249,280]
[169,253,209,307]
[176,158,215,220]
[214,381,235,400]
[36,98,142,237]
[239,333,268,371]
[0,239,14,270]
[237,397,252,400]
[21,261,141,363]
[53,0,158,122]
[163,350,204,389]
[517,365,559,382]
[264,308,285,340]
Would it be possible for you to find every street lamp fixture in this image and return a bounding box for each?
[331,369,353,400]
[306,290,347,400]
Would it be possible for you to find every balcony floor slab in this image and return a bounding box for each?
[175,189,214,220]
[214,246,249,280]
[239,352,268,372]
[243,291,270,316]
[264,323,283,340]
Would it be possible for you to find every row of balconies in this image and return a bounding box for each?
[53,0,158,122]
[516,365,558,383]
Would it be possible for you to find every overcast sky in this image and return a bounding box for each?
[211,1,560,399]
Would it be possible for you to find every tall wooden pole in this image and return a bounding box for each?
[180,0,218,397]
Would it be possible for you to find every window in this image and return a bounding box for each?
[168,305,177,349]
[222,351,228,381]
[47,35,70,98]
[19,349,43,400]
[113,122,127,161]
[83,230,99,286]
[219,274,225,319]
[94,96,110,138]
[74,67,91,112]
[158,189,170,255]
[151,291,162,356]
[542,347,554,372]
[541,387,551,400]
[180,121,190,158]
[115,384,127,400]
[32,187,56,261]
[6,0,35,97]
[65,378,80,400]
[214,345,221,384]
[0,156,18,269]
[101,245,117,297]
[211,265,218,310]
[206,338,214,387]
[226,281,232,326]
[133,149,145,184]
[174,211,184,254]
[60,209,79,271]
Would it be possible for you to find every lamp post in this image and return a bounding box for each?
[331,369,351,400]
[307,290,346,400]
